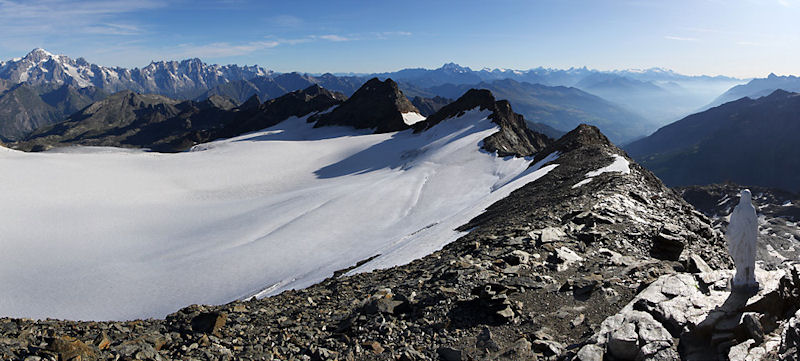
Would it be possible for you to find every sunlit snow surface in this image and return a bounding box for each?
[0,109,557,321]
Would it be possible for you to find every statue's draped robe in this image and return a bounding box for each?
[726,190,758,287]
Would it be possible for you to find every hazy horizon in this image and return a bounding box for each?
[1,0,799,78]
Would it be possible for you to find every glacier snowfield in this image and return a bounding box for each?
[0,110,557,320]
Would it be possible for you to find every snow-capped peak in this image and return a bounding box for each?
[25,48,56,62]
[0,49,273,98]
[440,62,472,73]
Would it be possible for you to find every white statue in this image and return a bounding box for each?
[726,189,759,290]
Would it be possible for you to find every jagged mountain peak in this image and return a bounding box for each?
[760,88,797,101]
[300,83,326,95]
[413,88,551,157]
[239,94,261,109]
[80,90,178,114]
[309,78,419,133]
[413,89,496,131]
[24,48,56,62]
[201,94,238,111]
[531,123,613,164]
[259,84,345,109]
[294,84,344,101]
[358,77,402,94]
[544,123,609,151]
[439,62,472,73]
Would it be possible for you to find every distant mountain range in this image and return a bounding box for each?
[0,49,750,143]
[11,77,549,158]
[198,72,364,102]
[0,48,270,99]
[372,63,744,128]
[626,89,800,192]
[0,48,269,140]
[370,62,740,88]
[405,78,649,144]
[707,73,800,108]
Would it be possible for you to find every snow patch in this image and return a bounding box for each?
[585,154,630,177]
[402,112,426,125]
[572,154,630,188]
[766,244,788,261]
[572,178,593,188]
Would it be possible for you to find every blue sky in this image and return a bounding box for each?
[0,0,798,77]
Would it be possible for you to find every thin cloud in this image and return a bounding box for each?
[374,31,412,39]
[312,32,412,42]
[317,34,351,42]
[381,31,412,36]
[664,35,700,42]
[83,23,145,36]
[171,41,280,58]
[0,0,165,18]
[737,41,766,47]
[269,14,304,28]
[162,31,412,60]
[275,37,314,45]
[683,27,724,34]
[0,0,165,40]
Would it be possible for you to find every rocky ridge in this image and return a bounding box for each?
[414,88,552,157]
[11,80,553,160]
[0,123,735,360]
[12,85,346,152]
[309,78,421,133]
[0,82,108,141]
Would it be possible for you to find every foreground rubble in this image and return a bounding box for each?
[581,264,800,360]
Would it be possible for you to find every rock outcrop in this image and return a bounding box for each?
[414,88,552,157]
[309,77,421,133]
[579,265,800,360]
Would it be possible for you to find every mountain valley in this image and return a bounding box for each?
[626,90,800,192]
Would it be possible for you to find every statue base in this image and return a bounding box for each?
[730,279,759,294]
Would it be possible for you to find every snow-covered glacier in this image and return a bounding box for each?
[0,109,557,320]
